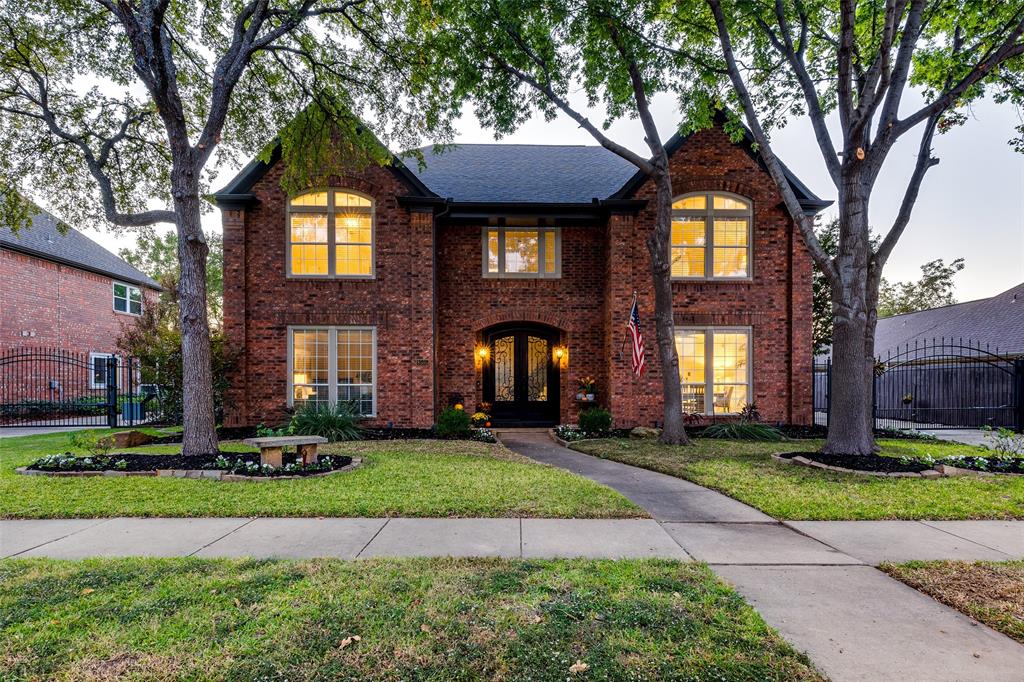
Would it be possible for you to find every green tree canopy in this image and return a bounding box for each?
[878,258,965,318]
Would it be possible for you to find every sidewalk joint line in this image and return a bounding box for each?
[3,517,114,559]
[355,518,390,558]
[187,517,257,557]
[917,520,1013,557]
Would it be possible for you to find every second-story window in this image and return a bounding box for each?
[288,189,374,277]
[113,282,142,315]
[483,227,561,278]
[671,192,751,279]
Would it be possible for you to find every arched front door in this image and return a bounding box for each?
[483,323,560,426]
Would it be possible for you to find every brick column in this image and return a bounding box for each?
[789,219,814,424]
[221,207,248,426]
[408,208,436,427]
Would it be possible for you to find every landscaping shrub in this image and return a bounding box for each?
[578,407,612,434]
[289,401,363,442]
[436,407,472,438]
[702,422,786,442]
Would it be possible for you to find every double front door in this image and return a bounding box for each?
[483,325,560,426]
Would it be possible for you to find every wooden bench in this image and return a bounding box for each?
[242,436,328,468]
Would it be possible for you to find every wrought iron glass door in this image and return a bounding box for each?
[484,325,559,425]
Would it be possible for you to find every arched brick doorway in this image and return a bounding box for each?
[481,322,560,426]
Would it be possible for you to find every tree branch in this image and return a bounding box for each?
[706,0,837,283]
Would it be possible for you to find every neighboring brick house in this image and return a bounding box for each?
[0,208,161,376]
[215,116,829,428]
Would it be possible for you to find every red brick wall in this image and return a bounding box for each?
[0,248,154,355]
[223,122,813,428]
[435,224,607,424]
[221,163,436,428]
[605,126,813,426]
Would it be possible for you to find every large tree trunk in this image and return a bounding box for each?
[822,182,876,455]
[646,170,689,445]
[172,163,218,456]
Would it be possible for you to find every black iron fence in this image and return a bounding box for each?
[814,338,1023,431]
[0,348,160,428]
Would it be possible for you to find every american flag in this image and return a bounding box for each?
[627,294,646,377]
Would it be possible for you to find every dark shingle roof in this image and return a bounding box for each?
[0,208,160,289]
[874,282,1024,357]
[408,144,638,203]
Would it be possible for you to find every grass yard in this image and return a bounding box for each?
[0,430,643,519]
[571,438,1024,520]
[882,560,1024,644]
[0,557,822,681]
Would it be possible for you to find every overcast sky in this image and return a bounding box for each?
[83,92,1023,303]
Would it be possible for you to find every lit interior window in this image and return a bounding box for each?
[675,328,751,414]
[484,227,560,277]
[672,193,751,279]
[289,190,373,277]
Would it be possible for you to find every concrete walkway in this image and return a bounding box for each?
[497,431,1024,682]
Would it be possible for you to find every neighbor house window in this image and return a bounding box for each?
[288,190,374,277]
[671,192,751,279]
[89,352,119,389]
[113,282,142,315]
[288,326,376,416]
[675,327,751,415]
[483,227,560,278]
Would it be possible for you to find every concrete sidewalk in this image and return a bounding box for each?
[497,430,1024,682]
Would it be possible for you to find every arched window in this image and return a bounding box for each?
[287,189,374,277]
[671,192,751,279]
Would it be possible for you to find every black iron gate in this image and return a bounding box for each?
[0,348,157,428]
[814,338,1023,431]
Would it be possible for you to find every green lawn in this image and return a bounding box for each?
[0,430,642,519]
[571,438,1024,520]
[882,560,1024,644]
[0,557,822,681]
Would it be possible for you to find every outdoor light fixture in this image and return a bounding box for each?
[555,347,565,359]
[477,346,489,360]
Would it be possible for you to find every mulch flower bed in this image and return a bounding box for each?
[22,451,354,478]
[775,451,1024,476]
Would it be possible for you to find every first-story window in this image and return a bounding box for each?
[483,227,560,277]
[675,327,751,415]
[288,326,376,416]
[113,282,142,315]
[89,352,119,389]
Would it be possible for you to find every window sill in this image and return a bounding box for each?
[286,275,377,281]
[671,277,752,283]
[113,310,142,317]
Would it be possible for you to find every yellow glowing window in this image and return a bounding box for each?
[483,227,560,277]
[675,328,751,414]
[671,193,751,279]
[288,190,374,276]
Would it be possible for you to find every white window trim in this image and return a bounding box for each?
[286,325,378,416]
[481,226,562,279]
[112,281,143,316]
[286,189,376,280]
[672,191,753,281]
[677,326,753,416]
[88,352,120,389]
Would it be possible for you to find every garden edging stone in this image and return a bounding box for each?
[15,458,363,482]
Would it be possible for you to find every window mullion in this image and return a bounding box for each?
[498,229,506,274]
[538,229,546,276]
[705,330,714,415]
[706,202,714,280]
[327,191,336,276]
[328,328,338,405]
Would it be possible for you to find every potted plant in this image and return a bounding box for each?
[577,377,596,402]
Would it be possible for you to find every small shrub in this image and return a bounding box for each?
[68,431,114,457]
[436,407,472,438]
[289,401,363,442]
[470,428,497,443]
[256,422,292,437]
[578,408,612,434]
[984,427,1024,458]
[554,425,586,442]
[702,422,786,442]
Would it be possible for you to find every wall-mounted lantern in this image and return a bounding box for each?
[553,345,567,368]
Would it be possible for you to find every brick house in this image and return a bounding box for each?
[215,117,829,428]
[1,208,160,390]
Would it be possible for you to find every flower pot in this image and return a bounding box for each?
[586,393,595,401]
[576,392,585,400]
